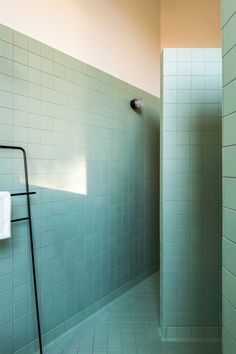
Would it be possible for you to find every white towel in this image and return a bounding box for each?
[0,192,11,239]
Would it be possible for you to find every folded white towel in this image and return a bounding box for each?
[0,192,11,239]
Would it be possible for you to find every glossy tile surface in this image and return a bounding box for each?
[222,1,236,352]
[0,23,159,353]
[44,274,221,354]
[160,48,222,341]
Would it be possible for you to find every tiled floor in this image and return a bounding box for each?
[44,273,221,354]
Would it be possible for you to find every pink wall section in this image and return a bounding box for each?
[161,0,221,48]
[0,0,221,97]
[0,0,161,97]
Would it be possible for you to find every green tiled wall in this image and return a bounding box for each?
[160,48,222,341]
[0,24,160,353]
[222,1,236,353]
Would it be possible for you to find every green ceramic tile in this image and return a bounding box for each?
[41,44,53,60]
[0,73,13,91]
[0,289,13,311]
[0,25,184,354]
[53,62,65,78]
[192,62,205,75]
[223,146,236,176]
[223,298,236,341]
[13,93,27,111]
[223,178,236,209]
[178,62,191,75]
[223,46,236,86]
[223,14,236,55]
[160,48,221,339]
[13,78,27,96]
[0,23,13,43]
[223,238,236,276]
[163,62,177,75]
[53,49,65,65]
[164,76,177,90]
[192,76,205,90]
[42,58,53,74]
[191,49,205,62]
[13,31,28,50]
[223,112,236,146]
[205,62,220,76]
[28,52,41,70]
[28,67,41,84]
[14,46,28,65]
[0,56,13,77]
[0,90,13,108]
[14,62,27,80]
[0,39,13,59]
[177,90,191,103]
[223,208,236,243]
[222,0,236,27]
[0,340,13,354]
[28,37,41,55]
[223,268,236,309]
[222,327,236,354]
[163,48,177,62]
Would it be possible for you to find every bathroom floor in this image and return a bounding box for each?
[44,274,221,354]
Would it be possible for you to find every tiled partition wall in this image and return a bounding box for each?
[0,24,159,353]
[160,48,222,341]
[222,1,236,353]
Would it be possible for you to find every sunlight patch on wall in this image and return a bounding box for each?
[29,160,87,195]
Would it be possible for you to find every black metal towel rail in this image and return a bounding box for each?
[11,191,36,196]
[10,192,36,223]
[0,145,43,354]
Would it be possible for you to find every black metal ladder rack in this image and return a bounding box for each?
[0,145,43,354]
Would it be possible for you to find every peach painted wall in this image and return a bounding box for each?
[0,0,221,97]
[161,0,221,48]
[0,0,161,97]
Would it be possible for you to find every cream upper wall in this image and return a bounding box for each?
[0,0,222,98]
[161,0,221,48]
[0,0,161,97]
